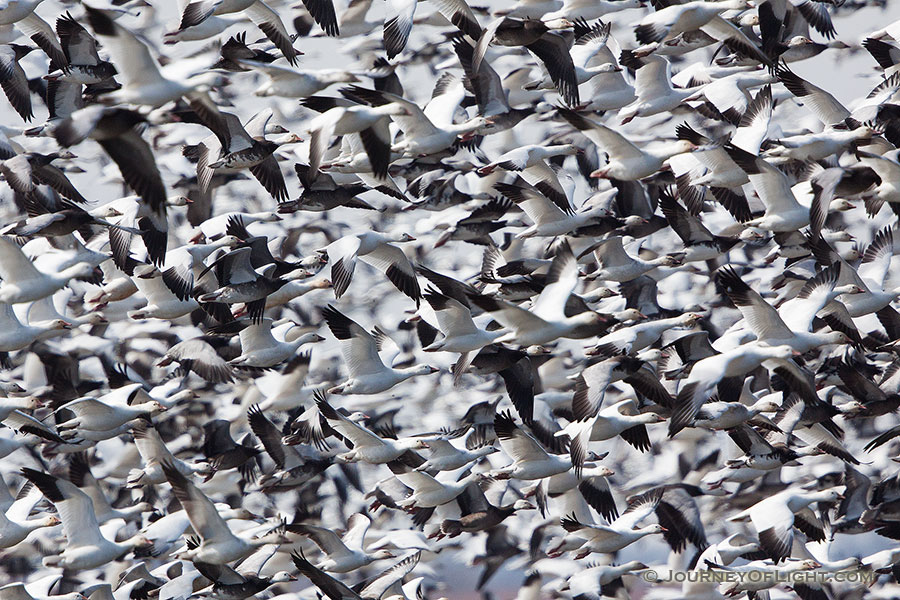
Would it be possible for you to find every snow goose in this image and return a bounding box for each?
[467,242,609,346]
[239,59,357,97]
[225,318,323,368]
[723,143,810,232]
[190,563,296,600]
[196,247,290,323]
[658,191,741,261]
[186,98,296,202]
[491,411,607,480]
[316,395,430,463]
[52,107,168,264]
[175,0,301,63]
[542,0,644,21]
[304,97,410,180]
[559,398,666,472]
[0,483,60,549]
[617,53,696,123]
[693,397,782,430]
[421,288,504,378]
[416,439,498,472]
[162,460,289,564]
[451,37,533,134]
[55,395,166,433]
[728,487,842,562]
[590,312,701,356]
[475,17,580,105]
[0,300,70,352]
[0,236,94,304]
[477,143,579,176]
[127,262,199,321]
[323,306,437,394]
[51,12,115,84]
[570,354,673,415]
[774,62,851,127]
[724,423,820,470]
[155,336,233,383]
[525,22,620,92]
[715,266,855,352]
[557,108,693,180]
[810,227,900,318]
[288,513,394,572]
[341,83,490,157]
[83,7,219,107]
[492,177,610,239]
[668,342,797,436]
[127,422,210,487]
[438,483,534,537]
[388,459,486,509]
[324,231,420,304]
[20,468,153,570]
[67,453,151,523]
[583,236,684,282]
[559,488,666,557]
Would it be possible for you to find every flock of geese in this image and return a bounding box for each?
[4,0,900,599]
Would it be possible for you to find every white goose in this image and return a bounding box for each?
[316,395,430,463]
[618,54,698,122]
[723,143,810,232]
[716,266,855,352]
[469,241,607,347]
[227,318,324,368]
[559,398,667,471]
[493,177,611,239]
[324,231,420,304]
[322,305,437,395]
[668,342,797,437]
[341,83,489,157]
[241,60,358,97]
[0,236,94,304]
[0,301,70,352]
[21,468,153,570]
[84,7,219,107]
[491,411,608,480]
[557,108,693,180]
[728,488,842,562]
[584,236,684,282]
[127,422,210,487]
[422,288,504,376]
[55,395,166,433]
[0,483,60,549]
[289,513,394,572]
[559,489,666,556]
[163,460,288,564]
[590,312,701,355]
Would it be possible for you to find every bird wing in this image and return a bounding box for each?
[530,240,578,323]
[775,63,850,126]
[716,267,794,341]
[558,107,643,161]
[162,460,238,543]
[245,0,300,65]
[493,412,550,464]
[21,469,106,549]
[424,290,479,336]
[724,144,803,215]
[84,7,167,89]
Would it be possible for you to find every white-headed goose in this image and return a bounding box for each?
[162,460,288,564]
[288,513,394,572]
[324,231,420,304]
[316,394,430,463]
[21,468,153,570]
